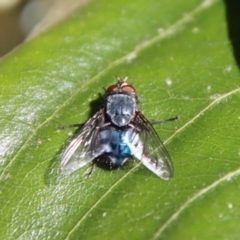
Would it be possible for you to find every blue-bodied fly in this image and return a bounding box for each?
[61,77,177,180]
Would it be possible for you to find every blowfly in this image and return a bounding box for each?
[61,77,177,180]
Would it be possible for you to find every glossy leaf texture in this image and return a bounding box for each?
[1,0,240,239]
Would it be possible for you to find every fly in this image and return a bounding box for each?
[61,77,178,180]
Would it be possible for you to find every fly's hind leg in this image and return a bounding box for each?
[84,163,96,178]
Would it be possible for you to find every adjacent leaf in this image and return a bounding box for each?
[1,0,240,239]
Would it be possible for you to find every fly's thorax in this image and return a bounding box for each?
[105,93,137,127]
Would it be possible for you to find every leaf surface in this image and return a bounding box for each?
[1,0,240,239]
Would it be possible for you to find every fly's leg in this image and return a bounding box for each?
[85,163,96,178]
[150,116,179,124]
[58,124,83,130]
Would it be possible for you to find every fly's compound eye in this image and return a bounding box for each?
[121,85,136,93]
[106,83,136,93]
[106,84,118,93]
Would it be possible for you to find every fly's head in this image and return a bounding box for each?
[105,78,138,127]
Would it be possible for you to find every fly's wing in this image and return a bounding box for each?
[130,113,173,180]
[61,110,106,175]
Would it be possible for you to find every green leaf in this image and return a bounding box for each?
[1,0,240,239]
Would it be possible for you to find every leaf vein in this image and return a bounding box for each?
[152,167,240,239]
[167,87,240,143]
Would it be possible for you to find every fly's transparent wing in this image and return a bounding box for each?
[130,113,173,180]
[61,110,106,175]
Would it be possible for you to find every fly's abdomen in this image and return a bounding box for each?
[99,127,132,165]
